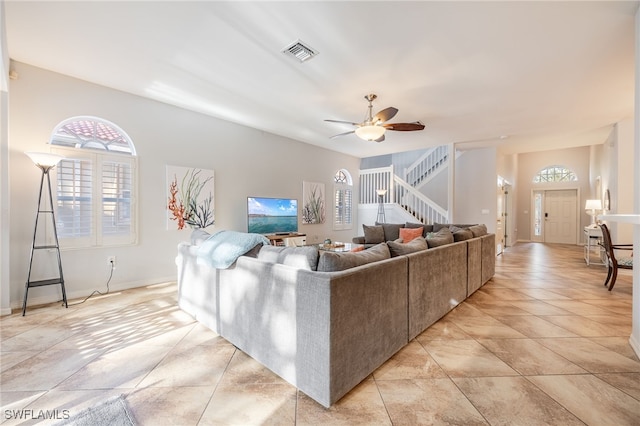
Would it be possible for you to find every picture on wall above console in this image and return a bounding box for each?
[167,165,215,230]
[302,181,325,225]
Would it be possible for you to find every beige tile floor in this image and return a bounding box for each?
[1,242,639,425]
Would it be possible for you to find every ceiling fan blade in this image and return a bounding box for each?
[325,119,360,126]
[383,121,425,131]
[374,134,385,143]
[372,107,398,123]
[329,130,356,139]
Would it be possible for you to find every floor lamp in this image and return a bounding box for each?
[23,152,67,316]
[376,189,387,223]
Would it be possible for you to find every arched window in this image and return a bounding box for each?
[50,116,137,248]
[333,169,353,230]
[532,165,578,183]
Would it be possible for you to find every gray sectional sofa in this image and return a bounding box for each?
[176,224,495,407]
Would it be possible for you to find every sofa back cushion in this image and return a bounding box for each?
[375,222,405,241]
[449,226,474,242]
[433,222,477,232]
[363,224,385,244]
[387,237,428,257]
[317,243,390,272]
[426,227,454,248]
[468,224,488,237]
[258,245,319,271]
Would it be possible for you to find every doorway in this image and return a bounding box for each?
[532,189,578,244]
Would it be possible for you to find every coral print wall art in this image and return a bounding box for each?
[302,181,325,224]
[167,166,215,230]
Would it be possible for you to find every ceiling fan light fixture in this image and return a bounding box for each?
[355,125,385,141]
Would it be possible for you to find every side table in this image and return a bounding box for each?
[583,226,603,265]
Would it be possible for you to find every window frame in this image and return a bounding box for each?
[49,116,137,250]
[333,169,353,231]
[51,146,138,249]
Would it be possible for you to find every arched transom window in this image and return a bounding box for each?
[52,117,136,154]
[533,165,578,183]
[50,116,137,248]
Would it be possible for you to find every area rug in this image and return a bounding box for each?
[57,395,136,426]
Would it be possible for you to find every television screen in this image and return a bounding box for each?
[247,197,298,234]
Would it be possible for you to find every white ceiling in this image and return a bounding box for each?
[5,1,638,158]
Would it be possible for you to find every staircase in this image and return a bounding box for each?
[404,145,449,189]
[359,145,454,225]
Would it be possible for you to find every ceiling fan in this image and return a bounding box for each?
[325,94,425,142]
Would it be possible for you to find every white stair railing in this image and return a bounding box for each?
[359,166,395,205]
[404,145,449,189]
[393,177,448,224]
[359,167,449,224]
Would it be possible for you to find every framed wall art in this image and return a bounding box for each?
[166,165,215,230]
[302,181,325,225]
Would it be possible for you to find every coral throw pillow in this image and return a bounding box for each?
[399,226,423,243]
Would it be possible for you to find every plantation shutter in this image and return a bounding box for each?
[56,157,93,244]
[102,160,132,237]
[53,148,136,248]
[334,185,353,230]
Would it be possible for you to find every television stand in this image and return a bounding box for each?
[266,233,306,247]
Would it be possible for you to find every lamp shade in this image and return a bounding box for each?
[585,199,602,211]
[355,125,385,141]
[376,189,387,197]
[25,152,64,168]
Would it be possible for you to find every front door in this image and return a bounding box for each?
[544,189,578,244]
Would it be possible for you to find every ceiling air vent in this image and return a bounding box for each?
[282,40,319,63]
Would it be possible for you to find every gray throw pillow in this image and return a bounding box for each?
[452,228,474,242]
[317,243,390,272]
[426,227,454,248]
[387,237,428,257]
[375,222,405,241]
[363,224,385,244]
[468,224,488,237]
[258,245,319,270]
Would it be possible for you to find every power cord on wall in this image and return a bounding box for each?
[68,259,115,306]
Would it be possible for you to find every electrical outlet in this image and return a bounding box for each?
[108,256,116,268]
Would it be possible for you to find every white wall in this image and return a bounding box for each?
[515,146,592,242]
[6,62,360,310]
[629,4,639,358]
[0,1,10,315]
[614,119,635,243]
[454,147,497,233]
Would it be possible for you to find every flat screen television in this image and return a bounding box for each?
[247,197,298,234]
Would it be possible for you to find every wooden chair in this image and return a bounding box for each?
[598,223,633,291]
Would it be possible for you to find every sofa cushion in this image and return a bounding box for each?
[363,224,385,244]
[258,245,319,271]
[405,222,434,236]
[317,243,390,272]
[375,222,405,241]
[450,226,474,242]
[399,226,423,243]
[468,224,488,237]
[387,237,428,257]
[191,228,211,246]
[433,222,477,232]
[426,227,454,248]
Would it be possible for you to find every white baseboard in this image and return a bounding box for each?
[9,275,177,313]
